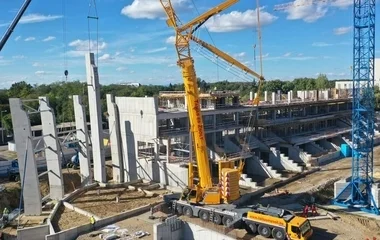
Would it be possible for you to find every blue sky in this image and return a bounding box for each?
[0,0,379,88]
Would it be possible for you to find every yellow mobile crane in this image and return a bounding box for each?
[160,0,264,206]
[160,1,313,239]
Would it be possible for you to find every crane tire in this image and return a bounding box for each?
[222,215,233,227]
[272,228,286,240]
[258,225,271,238]
[183,206,193,217]
[213,214,222,225]
[199,210,209,222]
[245,222,257,234]
[176,206,183,215]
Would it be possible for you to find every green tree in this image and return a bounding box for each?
[315,74,329,90]
[8,81,33,98]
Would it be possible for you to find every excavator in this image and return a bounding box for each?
[160,0,264,205]
[160,1,313,239]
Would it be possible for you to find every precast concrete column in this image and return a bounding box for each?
[39,97,64,200]
[288,92,291,103]
[272,92,276,105]
[9,98,41,215]
[85,52,106,183]
[290,90,293,100]
[264,91,268,102]
[73,95,92,185]
[254,93,258,100]
[249,91,253,101]
[301,91,305,102]
[124,120,138,181]
[106,94,124,183]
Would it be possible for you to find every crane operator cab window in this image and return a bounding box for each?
[289,220,313,240]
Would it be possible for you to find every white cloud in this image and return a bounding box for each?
[278,0,354,23]
[35,70,49,76]
[165,36,175,44]
[43,36,56,42]
[312,42,333,47]
[283,52,292,57]
[12,55,26,59]
[168,63,177,67]
[145,47,167,54]
[130,70,135,74]
[234,52,246,58]
[121,0,188,19]
[24,37,36,42]
[204,8,277,32]
[32,62,43,67]
[67,39,107,57]
[116,67,127,72]
[99,53,112,61]
[284,0,328,23]
[330,0,353,8]
[15,36,21,41]
[333,26,352,35]
[20,14,62,24]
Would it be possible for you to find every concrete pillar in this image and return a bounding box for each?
[290,90,293,100]
[73,95,92,184]
[301,91,305,102]
[39,97,64,200]
[85,52,106,183]
[184,96,187,109]
[166,138,171,162]
[106,94,124,183]
[254,93,258,100]
[124,120,138,181]
[249,91,253,101]
[272,92,276,105]
[288,92,291,103]
[264,91,268,102]
[9,98,41,215]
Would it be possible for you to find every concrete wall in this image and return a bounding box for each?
[245,157,271,178]
[116,96,159,182]
[279,143,304,163]
[154,216,235,240]
[46,203,157,240]
[17,224,49,240]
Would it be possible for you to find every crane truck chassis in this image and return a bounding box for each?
[165,195,313,240]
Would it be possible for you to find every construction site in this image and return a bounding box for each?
[0,0,380,240]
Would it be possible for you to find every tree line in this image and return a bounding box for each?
[0,74,378,133]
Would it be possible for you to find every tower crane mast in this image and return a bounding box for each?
[334,0,378,215]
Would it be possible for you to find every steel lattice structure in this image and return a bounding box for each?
[334,0,378,215]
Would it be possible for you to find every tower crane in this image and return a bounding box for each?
[334,0,378,215]
[160,0,264,205]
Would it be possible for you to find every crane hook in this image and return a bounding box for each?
[64,70,69,81]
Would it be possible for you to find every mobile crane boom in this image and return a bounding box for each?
[0,0,32,52]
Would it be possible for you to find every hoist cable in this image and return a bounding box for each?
[87,0,99,66]
[62,0,68,80]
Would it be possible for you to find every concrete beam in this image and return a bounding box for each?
[73,95,92,185]
[9,98,42,216]
[39,97,64,200]
[85,52,106,183]
[106,94,124,183]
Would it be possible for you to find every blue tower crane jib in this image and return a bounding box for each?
[333,0,379,215]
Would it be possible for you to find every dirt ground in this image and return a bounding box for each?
[52,205,90,232]
[70,186,165,218]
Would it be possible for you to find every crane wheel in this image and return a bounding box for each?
[222,215,233,227]
[199,210,209,222]
[176,206,183,215]
[183,206,193,217]
[244,222,257,234]
[272,228,286,240]
[213,214,222,225]
[258,225,271,238]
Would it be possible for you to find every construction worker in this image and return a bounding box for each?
[2,208,9,221]
[90,216,96,230]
